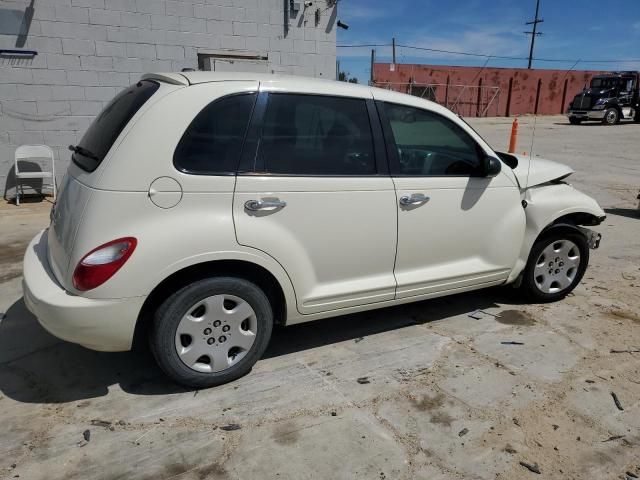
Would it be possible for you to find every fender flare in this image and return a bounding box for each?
[542,221,584,236]
[131,249,300,348]
[507,183,605,284]
[150,249,298,315]
[510,222,585,288]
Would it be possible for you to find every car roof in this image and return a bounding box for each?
[144,71,373,96]
[141,71,458,119]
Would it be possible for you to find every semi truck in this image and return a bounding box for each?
[567,71,640,125]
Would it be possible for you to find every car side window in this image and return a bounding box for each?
[256,93,376,175]
[174,93,256,174]
[624,78,634,93]
[384,103,484,176]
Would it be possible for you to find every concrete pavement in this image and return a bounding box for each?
[1,116,639,479]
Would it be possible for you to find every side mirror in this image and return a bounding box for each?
[484,156,502,177]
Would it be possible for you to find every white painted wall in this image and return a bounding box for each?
[0,0,337,197]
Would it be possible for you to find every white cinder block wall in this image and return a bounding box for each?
[0,0,337,197]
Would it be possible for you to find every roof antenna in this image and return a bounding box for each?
[526,114,538,185]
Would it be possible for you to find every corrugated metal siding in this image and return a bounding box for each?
[373,63,608,117]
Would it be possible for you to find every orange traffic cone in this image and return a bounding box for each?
[508,118,518,154]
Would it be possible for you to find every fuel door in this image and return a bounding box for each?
[148,176,182,209]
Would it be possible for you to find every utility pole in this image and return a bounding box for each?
[392,37,396,66]
[370,49,375,85]
[525,0,543,69]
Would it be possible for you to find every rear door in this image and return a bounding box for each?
[377,99,525,299]
[233,89,398,315]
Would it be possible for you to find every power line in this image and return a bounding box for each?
[336,43,640,64]
[397,44,524,60]
[337,44,389,48]
[338,43,525,60]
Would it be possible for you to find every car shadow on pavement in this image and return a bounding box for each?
[264,286,524,359]
[0,298,185,404]
[604,207,640,220]
[0,286,526,404]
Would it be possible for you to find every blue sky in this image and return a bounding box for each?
[336,0,640,83]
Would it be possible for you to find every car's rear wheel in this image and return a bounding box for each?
[521,230,589,302]
[150,277,273,388]
[602,108,619,125]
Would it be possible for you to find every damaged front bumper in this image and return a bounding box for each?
[578,227,602,249]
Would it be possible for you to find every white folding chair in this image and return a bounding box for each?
[14,145,57,206]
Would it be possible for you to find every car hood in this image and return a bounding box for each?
[576,87,615,98]
[508,154,574,189]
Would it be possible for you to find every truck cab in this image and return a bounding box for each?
[567,71,640,125]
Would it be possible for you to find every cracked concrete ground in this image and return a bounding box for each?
[1,115,639,479]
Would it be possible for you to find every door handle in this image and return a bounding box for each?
[399,193,429,206]
[244,199,287,211]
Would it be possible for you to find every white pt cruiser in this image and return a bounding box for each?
[23,72,605,388]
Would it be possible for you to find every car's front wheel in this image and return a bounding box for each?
[568,117,582,125]
[521,230,589,302]
[150,277,273,388]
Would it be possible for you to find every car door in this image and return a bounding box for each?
[233,90,397,315]
[618,77,632,108]
[376,98,525,299]
[619,76,638,117]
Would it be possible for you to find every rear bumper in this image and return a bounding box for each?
[22,230,145,352]
[567,110,605,120]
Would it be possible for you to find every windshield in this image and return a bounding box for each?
[590,77,619,89]
[72,80,159,172]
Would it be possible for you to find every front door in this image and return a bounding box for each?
[619,76,637,118]
[233,92,397,314]
[376,99,525,299]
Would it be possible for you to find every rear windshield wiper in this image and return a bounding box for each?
[68,144,99,161]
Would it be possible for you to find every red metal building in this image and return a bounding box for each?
[373,63,606,117]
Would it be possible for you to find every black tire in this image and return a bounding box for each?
[150,277,273,388]
[602,107,619,125]
[569,117,582,125]
[520,229,590,303]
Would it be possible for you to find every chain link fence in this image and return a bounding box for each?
[372,82,501,117]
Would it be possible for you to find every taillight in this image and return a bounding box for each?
[73,237,137,291]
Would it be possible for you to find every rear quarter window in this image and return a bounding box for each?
[72,80,160,172]
[173,93,257,175]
